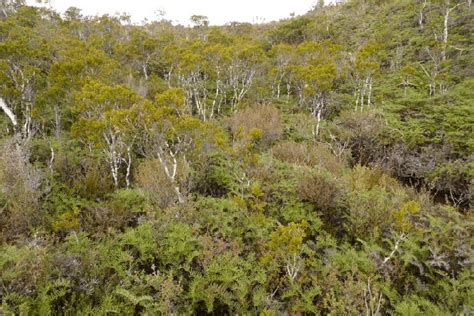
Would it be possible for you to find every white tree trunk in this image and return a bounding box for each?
[166,67,173,88]
[1,7,8,18]
[48,145,55,172]
[382,233,406,266]
[0,96,18,129]
[110,158,119,187]
[367,76,373,106]
[156,147,185,204]
[110,152,120,187]
[354,85,360,111]
[442,2,461,61]
[142,55,151,81]
[418,0,428,30]
[315,107,322,138]
[125,145,132,189]
[104,132,122,187]
[210,69,222,119]
[142,63,149,81]
[360,79,366,110]
[311,96,324,140]
[442,5,449,60]
[285,254,301,280]
[229,64,256,108]
[54,105,61,138]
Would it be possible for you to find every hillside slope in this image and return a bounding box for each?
[0,0,472,314]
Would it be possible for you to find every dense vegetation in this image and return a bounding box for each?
[0,0,473,314]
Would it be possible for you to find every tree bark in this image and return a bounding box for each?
[0,96,18,129]
[54,105,61,138]
[156,146,185,204]
[125,144,132,189]
[418,0,428,30]
[442,2,461,61]
[104,132,121,187]
[367,76,373,106]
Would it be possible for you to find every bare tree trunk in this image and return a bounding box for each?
[142,55,150,81]
[367,76,373,106]
[418,0,428,30]
[420,54,440,96]
[166,67,173,88]
[442,2,461,61]
[276,80,281,99]
[354,86,360,111]
[285,254,301,280]
[297,84,305,106]
[110,152,120,188]
[210,73,221,119]
[1,7,8,18]
[125,145,132,189]
[364,278,383,316]
[104,132,121,187]
[22,104,33,141]
[142,64,149,81]
[442,4,449,60]
[48,144,55,173]
[156,147,185,204]
[54,105,61,138]
[275,72,285,99]
[193,89,206,121]
[360,79,366,110]
[0,96,18,132]
[311,96,324,139]
[217,90,226,115]
[315,107,322,138]
[382,233,406,266]
[110,157,119,187]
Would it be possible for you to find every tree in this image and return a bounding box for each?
[315,0,325,9]
[0,0,24,18]
[190,15,209,40]
[138,90,224,203]
[352,41,383,111]
[438,0,464,61]
[0,6,52,141]
[269,43,295,99]
[262,222,307,281]
[37,40,117,138]
[72,81,143,187]
[172,40,210,120]
[117,27,160,81]
[226,39,265,110]
[202,43,231,117]
[291,41,342,137]
[164,38,263,119]
[190,15,209,28]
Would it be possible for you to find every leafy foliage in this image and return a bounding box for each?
[0,1,472,314]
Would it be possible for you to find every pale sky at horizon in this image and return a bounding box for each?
[27,0,320,25]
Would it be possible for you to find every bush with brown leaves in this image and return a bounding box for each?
[0,141,42,241]
[227,104,283,145]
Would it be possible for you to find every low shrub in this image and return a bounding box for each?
[227,104,283,145]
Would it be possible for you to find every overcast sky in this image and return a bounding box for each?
[27,0,319,25]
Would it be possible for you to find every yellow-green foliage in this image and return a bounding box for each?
[392,201,421,233]
[52,207,80,232]
[0,1,472,314]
